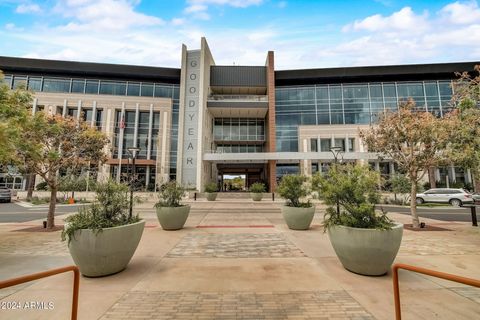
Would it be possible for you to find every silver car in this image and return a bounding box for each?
[416,188,473,207]
[0,187,12,203]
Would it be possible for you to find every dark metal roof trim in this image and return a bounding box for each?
[275,62,480,86]
[0,56,181,84]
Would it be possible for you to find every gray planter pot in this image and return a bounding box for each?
[251,193,263,201]
[328,223,403,276]
[206,192,217,201]
[281,205,315,230]
[67,220,145,277]
[156,205,191,230]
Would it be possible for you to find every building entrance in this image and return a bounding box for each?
[216,163,266,191]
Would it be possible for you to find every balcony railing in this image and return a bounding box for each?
[208,95,268,102]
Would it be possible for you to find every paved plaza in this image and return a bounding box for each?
[0,199,479,319]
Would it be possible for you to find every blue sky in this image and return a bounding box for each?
[0,0,479,69]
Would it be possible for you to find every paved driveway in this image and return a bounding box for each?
[0,202,84,223]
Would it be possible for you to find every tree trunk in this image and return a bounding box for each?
[47,186,57,230]
[26,173,35,201]
[428,167,436,189]
[410,182,420,228]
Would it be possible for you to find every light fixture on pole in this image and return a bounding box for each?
[127,147,141,219]
[330,146,344,215]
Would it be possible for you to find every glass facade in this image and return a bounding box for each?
[275,80,453,151]
[3,74,177,98]
[213,118,265,142]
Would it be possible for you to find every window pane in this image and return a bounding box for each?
[99,81,126,95]
[28,77,42,91]
[141,83,154,97]
[12,76,27,89]
[127,82,140,96]
[85,80,99,94]
[43,78,70,92]
[71,79,85,93]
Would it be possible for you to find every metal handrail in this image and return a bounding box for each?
[208,95,268,101]
[0,265,80,320]
[393,263,480,320]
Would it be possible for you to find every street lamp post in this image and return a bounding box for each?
[330,146,344,215]
[127,147,141,219]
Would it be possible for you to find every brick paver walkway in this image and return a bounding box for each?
[100,291,374,320]
[167,233,306,258]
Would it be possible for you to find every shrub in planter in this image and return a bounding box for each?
[154,181,190,230]
[277,175,315,230]
[204,182,218,201]
[249,182,266,201]
[312,164,403,276]
[61,180,143,277]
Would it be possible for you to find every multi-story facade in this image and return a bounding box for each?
[1,37,478,192]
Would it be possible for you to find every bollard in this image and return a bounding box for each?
[194,192,197,201]
[43,221,47,228]
[272,192,275,201]
[470,206,478,227]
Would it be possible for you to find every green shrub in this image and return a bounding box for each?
[154,181,185,208]
[61,180,139,244]
[204,182,218,193]
[312,164,394,230]
[277,174,312,207]
[36,181,48,191]
[249,182,266,193]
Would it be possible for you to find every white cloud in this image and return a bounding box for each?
[343,7,428,32]
[184,0,263,20]
[53,0,164,31]
[439,0,480,24]
[187,0,263,8]
[16,3,42,14]
[171,18,186,26]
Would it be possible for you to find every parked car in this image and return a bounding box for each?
[0,187,12,203]
[416,188,473,207]
[473,193,480,204]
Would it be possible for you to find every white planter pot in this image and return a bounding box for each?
[68,220,145,277]
[328,223,403,276]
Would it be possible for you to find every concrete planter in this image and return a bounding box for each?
[67,220,145,277]
[251,193,263,201]
[206,193,217,201]
[281,205,315,230]
[156,205,191,230]
[328,223,403,276]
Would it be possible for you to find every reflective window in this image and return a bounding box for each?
[276,80,453,152]
[99,81,126,95]
[127,82,140,96]
[71,79,85,93]
[13,76,28,89]
[141,83,154,97]
[85,80,99,94]
[43,78,70,92]
[28,77,42,91]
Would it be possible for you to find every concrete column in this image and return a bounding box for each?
[449,165,456,183]
[160,111,169,184]
[466,169,472,184]
[133,103,139,148]
[91,101,97,127]
[32,98,37,115]
[117,103,126,182]
[147,104,153,160]
[76,100,82,121]
[62,99,67,117]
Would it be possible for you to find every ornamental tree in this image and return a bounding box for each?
[449,65,480,191]
[359,100,453,228]
[15,113,109,229]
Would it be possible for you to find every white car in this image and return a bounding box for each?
[416,188,473,207]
